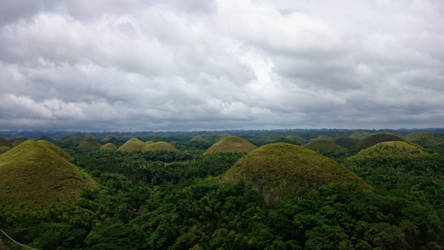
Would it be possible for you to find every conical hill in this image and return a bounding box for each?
[222,143,370,202]
[358,133,404,149]
[142,141,178,152]
[101,143,117,151]
[305,139,345,153]
[205,136,257,154]
[0,140,97,209]
[349,141,428,160]
[118,137,146,152]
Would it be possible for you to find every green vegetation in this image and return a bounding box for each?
[0,136,12,147]
[142,141,178,152]
[118,137,146,152]
[305,138,345,153]
[205,136,257,154]
[0,146,10,154]
[350,141,428,159]
[11,136,27,147]
[404,132,444,153]
[348,131,372,140]
[101,135,119,144]
[100,143,117,151]
[0,140,97,209]
[0,131,443,249]
[76,136,101,151]
[223,143,370,202]
[358,133,404,149]
[333,137,358,148]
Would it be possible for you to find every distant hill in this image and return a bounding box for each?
[77,136,101,151]
[142,141,178,152]
[223,143,370,202]
[0,136,12,147]
[304,139,345,153]
[348,131,372,141]
[333,137,358,148]
[349,141,428,160]
[118,137,146,152]
[205,136,257,154]
[404,132,444,153]
[0,140,97,209]
[358,133,404,149]
[101,135,119,144]
[100,143,117,151]
[11,136,27,146]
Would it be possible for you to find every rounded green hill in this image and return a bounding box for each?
[0,140,97,209]
[334,137,358,148]
[77,136,101,151]
[101,135,119,144]
[348,131,372,141]
[205,136,257,154]
[350,141,428,159]
[404,132,444,152]
[142,141,178,152]
[305,139,345,153]
[100,143,117,151]
[118,137,146,152]
[222,143,370,202]
[358,133,404,149]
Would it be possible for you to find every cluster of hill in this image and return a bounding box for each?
[1,130,443,249]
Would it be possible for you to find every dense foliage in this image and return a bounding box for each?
[1,133,444,249]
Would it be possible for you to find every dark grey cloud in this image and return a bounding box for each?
[0,0,444,131]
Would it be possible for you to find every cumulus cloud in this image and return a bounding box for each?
[0,0,443,130]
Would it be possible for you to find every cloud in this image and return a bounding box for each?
[0,0,443,130]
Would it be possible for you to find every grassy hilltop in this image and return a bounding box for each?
[0,140,97,209]
[223,143,370,202]
[205,136,257,154]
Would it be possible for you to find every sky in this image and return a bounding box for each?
[0,0,443,131]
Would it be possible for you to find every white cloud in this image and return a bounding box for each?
[0,0,443,130]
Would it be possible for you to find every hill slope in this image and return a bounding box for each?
[349,141,428,160]
[77,136,101,151]
[205,136,256,154]
[404,132,444,153]
[222,143,370,202]
[358,133,404,149]
[118,137,145,152]
[0,140,97,209]
[100,143,117,151]
[304,139,345,153]
[142,141,178,152]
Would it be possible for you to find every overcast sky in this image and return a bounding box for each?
[0,0,443,131]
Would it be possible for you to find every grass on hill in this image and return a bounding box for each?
[0,146,11,155]
[358,133,404,149]
[142,141,178,152]
[404,132,444,153]
[0,140,97,209]
[100,143,117,151]
[348,141,429,160]
[118,137,146,152]
[222,143,370,203]
[333,137,359,148]
[304,139,345,153]
[348,131,372,141]
[77,136,101,151]
[101,135,119,144]
[205,136,257,154]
